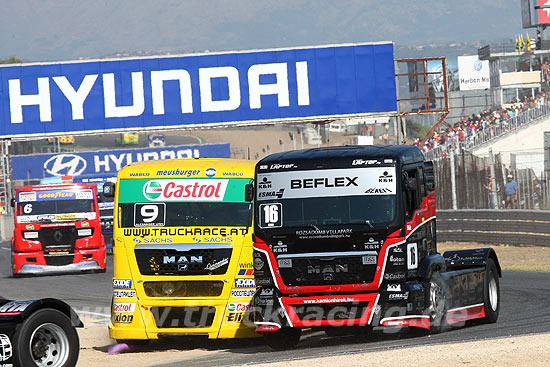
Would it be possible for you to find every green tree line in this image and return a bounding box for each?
[0,56,22,64]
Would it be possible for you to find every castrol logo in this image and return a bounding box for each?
[143,179,229,201]
[113,302,136,313]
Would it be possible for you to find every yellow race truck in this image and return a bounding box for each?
[106,159,257,342]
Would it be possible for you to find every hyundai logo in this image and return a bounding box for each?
[44,154,87,176]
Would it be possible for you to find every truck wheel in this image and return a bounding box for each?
[14,308,79,367]
[481,258,500,324]
[426,272,447,334]
[263,328,301,350]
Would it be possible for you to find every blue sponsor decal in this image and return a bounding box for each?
[11,143,230,180]
[205,168,216,177]
[133,237,173,244]
[0,43,396,138]
[234,278,256,288]
[113,279,132,289]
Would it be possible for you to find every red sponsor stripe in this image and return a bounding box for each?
[446,305,485,325]
[245,269,254,276]
[381,316,430,329]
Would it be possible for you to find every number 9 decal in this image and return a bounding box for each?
[134,203,166,227]
[140,205,159,222]
[259,203,282,228]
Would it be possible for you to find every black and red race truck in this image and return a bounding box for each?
[250,145,501,349]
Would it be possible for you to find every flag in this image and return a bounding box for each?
[515,36,520,52]
[527,33,532,51]
[520,34,526,51]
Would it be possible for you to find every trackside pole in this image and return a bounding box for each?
[450,151,458,209]
[489,148,498,209]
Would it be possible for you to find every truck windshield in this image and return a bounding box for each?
[17,189,96,216]
[119,202,251,228]
[256,166,397,228]
[274,195,395,227]
[18,199,95,215]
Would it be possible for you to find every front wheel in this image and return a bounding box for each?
[481,258,500,323]
[263,328,301,350]
[426,272,448,334]
[14,308,80,367]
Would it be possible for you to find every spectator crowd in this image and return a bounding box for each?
[416,90,550,156]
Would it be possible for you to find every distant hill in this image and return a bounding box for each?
[0,0,524,62]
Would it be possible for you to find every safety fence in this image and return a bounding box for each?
[437,209,550,246]
[425,103,550,160]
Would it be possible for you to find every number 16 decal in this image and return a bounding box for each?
[259,203,282,228]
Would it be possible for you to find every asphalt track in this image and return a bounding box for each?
[0,240,548,366]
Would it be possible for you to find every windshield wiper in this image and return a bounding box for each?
[304,223,320,231]
[348,220,374,228]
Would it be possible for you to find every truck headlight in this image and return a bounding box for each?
[23,231,39,239]
[78,228,92,237]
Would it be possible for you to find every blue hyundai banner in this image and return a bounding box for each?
[11,143,230,180]
[0,43,396,138]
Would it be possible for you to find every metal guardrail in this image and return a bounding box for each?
[437,209,550,246]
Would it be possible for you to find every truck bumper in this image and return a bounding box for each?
[13,247,106,275]
[254,291,380,330]
[109,298,258,340]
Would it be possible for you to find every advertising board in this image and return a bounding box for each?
[11,143,230,180]
[0,43,396,138]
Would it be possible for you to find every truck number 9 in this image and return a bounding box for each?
[140,205,159,222]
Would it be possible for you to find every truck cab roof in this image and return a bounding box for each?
[257,145,424,168]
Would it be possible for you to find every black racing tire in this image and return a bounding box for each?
[481,258,500,324]
[425,272,448,334]
[14,308,80,367]
[263,328,301,350]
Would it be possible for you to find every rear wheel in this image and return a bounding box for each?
[481,258,500,323]
[263,328,301,350]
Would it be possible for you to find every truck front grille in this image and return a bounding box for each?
[151,307,216,328]
[39,227,77,250]
[279,256,376,286]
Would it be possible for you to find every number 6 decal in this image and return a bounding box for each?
[259,203,282,228]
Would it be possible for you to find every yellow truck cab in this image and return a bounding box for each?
[108,159,257,341]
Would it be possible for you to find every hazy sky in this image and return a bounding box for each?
[0,0,525,62]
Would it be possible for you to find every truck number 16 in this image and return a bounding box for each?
[260,203,282,228]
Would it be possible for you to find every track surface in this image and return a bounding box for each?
[0,240,548,366]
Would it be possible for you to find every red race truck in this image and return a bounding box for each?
[11,183,106,276]
[251,145,501,349]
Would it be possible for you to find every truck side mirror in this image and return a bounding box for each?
[10,198,15,208]
[245,183,254,202]
[103,182,115,197]
[406,177,418,191]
